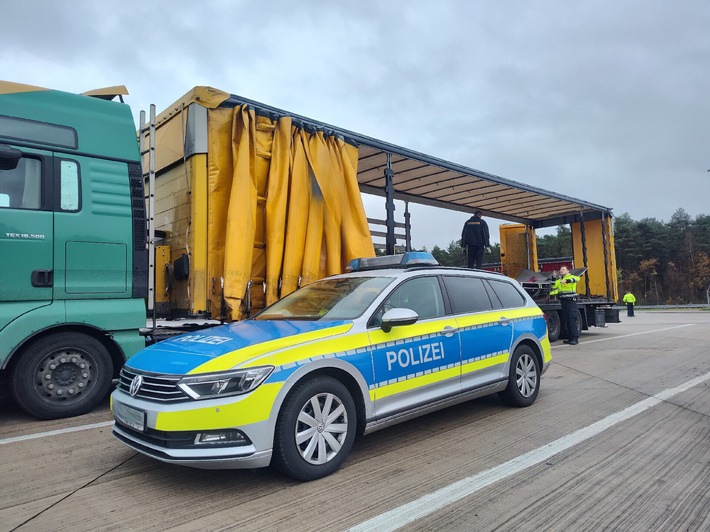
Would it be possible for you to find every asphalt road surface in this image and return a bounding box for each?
[1,311,708,531]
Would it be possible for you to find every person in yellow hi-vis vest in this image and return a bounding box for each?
[622,290,636,317]
[550,265,581,345]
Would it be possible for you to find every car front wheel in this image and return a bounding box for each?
[499,344,540,407]
[273,375,357,481]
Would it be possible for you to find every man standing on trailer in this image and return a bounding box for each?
[550,265,581,345]
[461,210,490,269]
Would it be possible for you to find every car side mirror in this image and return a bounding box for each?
[0,144,22,171]
[381,307,419,333]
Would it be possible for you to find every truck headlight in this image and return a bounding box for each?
[177,366,274,400]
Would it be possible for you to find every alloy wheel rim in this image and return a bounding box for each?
[295,392,349,465]
[516,354,537,398]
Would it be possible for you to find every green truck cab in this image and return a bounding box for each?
[0,82,147,419]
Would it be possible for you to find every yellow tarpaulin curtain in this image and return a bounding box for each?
[206,108,235,318]
[280,128,311,298]
[214,105,375,320]
[223,106,258,319]
[264,117,292,305]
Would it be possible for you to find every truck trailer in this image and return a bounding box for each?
[498,223,620,342]
[1,82,619,419]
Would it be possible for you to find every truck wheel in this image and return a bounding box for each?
[499,345,540,407]
[546,311,561,342]
[10,332,113,420]
[574,308,583,334]
[272,375,356,481]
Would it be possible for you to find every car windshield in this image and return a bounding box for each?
[254,276,394,321]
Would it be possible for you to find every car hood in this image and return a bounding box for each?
[126,319,353,375]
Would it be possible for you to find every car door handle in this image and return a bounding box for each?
[498,317,511,326]
[440,326,458,337]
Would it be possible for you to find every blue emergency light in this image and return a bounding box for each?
[345,252,439,272]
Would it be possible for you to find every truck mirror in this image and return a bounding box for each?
[0,144,22,171]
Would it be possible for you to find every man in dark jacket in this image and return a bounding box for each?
[461,211,490,269]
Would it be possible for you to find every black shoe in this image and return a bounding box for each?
[563,339,579,345]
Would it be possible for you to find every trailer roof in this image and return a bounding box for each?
[207,88,613,228]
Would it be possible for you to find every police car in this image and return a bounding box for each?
[111,252,552,481]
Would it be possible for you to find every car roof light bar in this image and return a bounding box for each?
[345,252,439,272]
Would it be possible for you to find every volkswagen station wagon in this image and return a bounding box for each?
[111,252,552,480]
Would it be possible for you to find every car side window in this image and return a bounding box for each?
[442,276,494,314]
[369,276,445,327]
[0,156,42,209]
[486,279,526,308]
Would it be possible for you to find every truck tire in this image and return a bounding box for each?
[272,375,356,481]
[546,311,561,342]
[574,308,583,333]
[10,332,113,420]
[499,344,540,407]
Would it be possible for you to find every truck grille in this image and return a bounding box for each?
[117,367,187,402]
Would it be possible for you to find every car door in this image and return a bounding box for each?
[367,275,462,419]
[0,148,54,331]
[441,275,514,392]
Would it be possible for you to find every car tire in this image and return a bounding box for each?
[272,375,357,481]
[546,311,561,342]
[10,332,113,419]
[499,344,540,407]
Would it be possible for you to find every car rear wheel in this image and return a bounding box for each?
[499,344,540,407]
[273,375,356,481]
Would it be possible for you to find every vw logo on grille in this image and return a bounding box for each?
[129,375,143,397]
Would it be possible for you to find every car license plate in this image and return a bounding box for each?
[113,401,146,432]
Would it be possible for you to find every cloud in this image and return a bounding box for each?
[3,0,709,251]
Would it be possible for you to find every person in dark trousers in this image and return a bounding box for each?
[550,265,581,345]
[461,211,490,269]
[622,290,636,317]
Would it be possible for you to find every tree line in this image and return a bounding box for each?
[614,209,710,305]
[429,208,710,305]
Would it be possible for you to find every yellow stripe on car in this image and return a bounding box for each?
[154,382,281,431]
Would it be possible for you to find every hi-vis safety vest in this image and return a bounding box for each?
[623,292,636,304]
[550,274,580,297]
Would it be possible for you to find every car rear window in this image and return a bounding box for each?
[485,279,526,308]
[442,276,494,314]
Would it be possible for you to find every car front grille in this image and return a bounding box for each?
[117,366,187,402]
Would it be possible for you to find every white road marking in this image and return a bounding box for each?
[0,420,114,446]
[351,363,708,531]
[551,323,694,348]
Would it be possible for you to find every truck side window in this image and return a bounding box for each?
[60,160,80,211]
[0,157,41,210]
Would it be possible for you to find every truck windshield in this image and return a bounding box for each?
[254,276,394,321]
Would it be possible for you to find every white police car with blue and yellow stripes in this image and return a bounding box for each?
[111,252,552,480]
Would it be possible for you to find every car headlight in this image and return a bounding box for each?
[177,366,274,400]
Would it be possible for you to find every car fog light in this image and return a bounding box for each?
[194,430,249,445]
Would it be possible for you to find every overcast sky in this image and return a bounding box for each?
[3,1,709,250]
